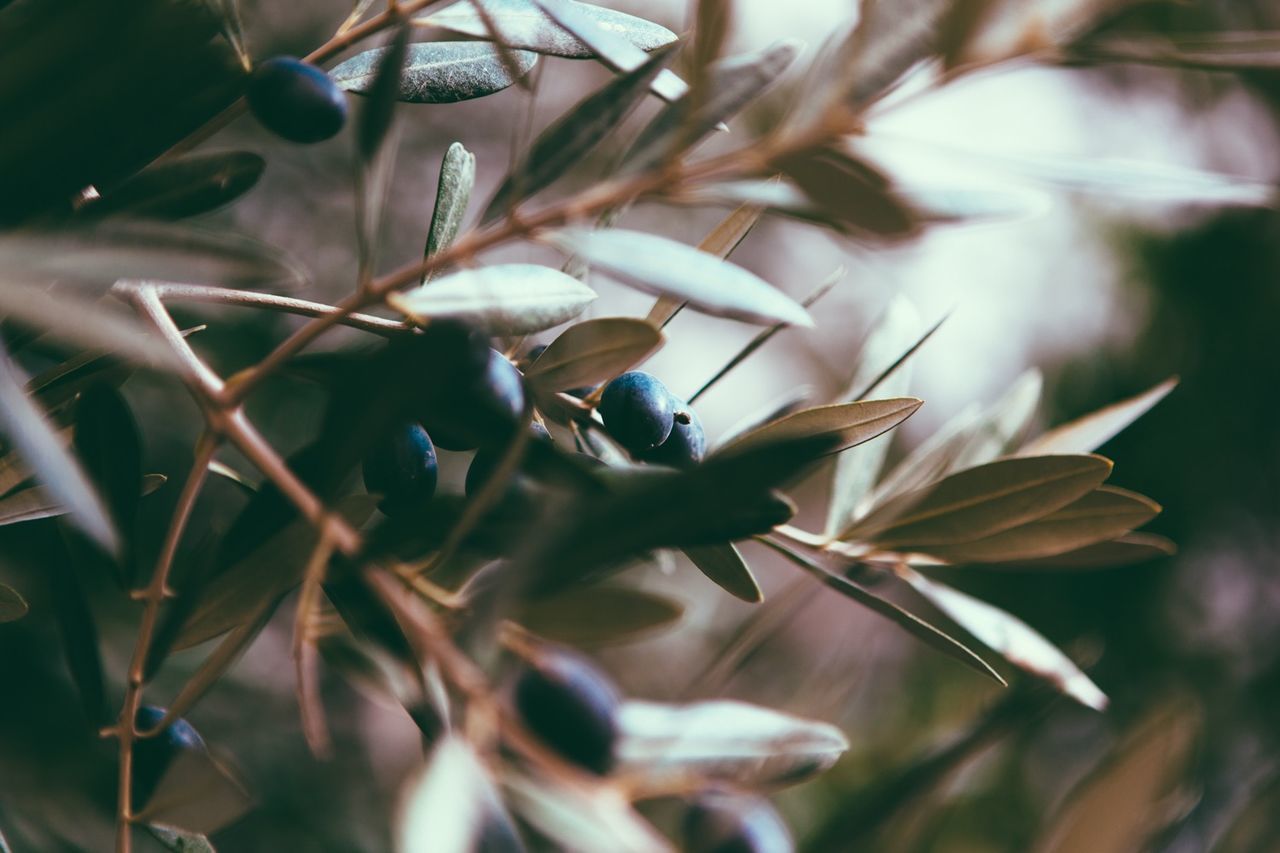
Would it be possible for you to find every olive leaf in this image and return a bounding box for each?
[422,142,476,285]
[897,565,1108,710]
[43,525,108,726]
[941,368,1044,475]
[616,699,849,787]
[524,318,662,392]
[0,584,28,622]
[141,473,168,496]
[902,184,1050,224]
[836,0,954,111]
[683,543,761,603]
[398,736,511,853]
[514,585,684,646]
[420,0,677,58]
[714,386,814,449]
[73,384,143,556]
[133,747,252,836]
[0,347,117,555]
[846,454,1113,549]
[859,403,985,512]
[1019,377,1177,456]
[720,398,922,457]
[481,44,676,223]
[396,264,597,335]
[502,769,669,853]
[775,146,918,239]
[332,41,539,103]
[86,150,264,220]
[0,485,65,527]
[1071,32,1280,72]
[550,228,813,327]
[0,425,72,499]
[145,826,216,853]
[356,23,410,161]
[1012,531,1176,570]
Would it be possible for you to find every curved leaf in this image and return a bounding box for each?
[1012,531,1176,570]
[776,146,918,239]
[525,318,662,392]
[398,737,507,853]
[133,747,251,836]
[683,543,761,603]
[0,583,28,622]
[88,151,264,220]
[0,485,65,526]
[502,769,668,853]
[721,398,922,456]
[422,142,477,284]
[551,228,813,327]
[332,41,538,104]
[515,585,684,645]
[397,264,597,335]
[356,23,411,160]
[420,0,677,58]
[1020,378,1177,456]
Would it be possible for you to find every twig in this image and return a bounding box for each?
[136,283,412,336]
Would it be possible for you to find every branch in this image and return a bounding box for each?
[135,283,412,337]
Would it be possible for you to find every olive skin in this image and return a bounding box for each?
[132,705,206,810]
[464,422,550,498]
[683,791,795,853]
[422,347,526,451]
[362,422,438,515]
[637,400,706,469]
[598,371,676,453]
[513,648,621,775]
[248,57,348,143]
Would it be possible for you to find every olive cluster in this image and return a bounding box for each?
[599,371,706,469]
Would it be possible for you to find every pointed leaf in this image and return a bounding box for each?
[848,454,1113,549]
[141,473,168,496]
[1073,32,1280,72]
[551,228,812,327]
[397,264,597,335]
[861,403,986,512]
[398,736,506,853]
[0,348,116,554]
[837,0,953,110]
[133,747,251,836]
[482,45,675,222]
[503,769,669,853]
[1020,378,1177,456]
[1013,532,1176,570]
[903,184,1050,224]
[898,566,1108,710]
[333,41,538,104]
[73,384,143,551]
[944,368,1043,474]
[357,23,411,160]
[516,585,684,646]
[684,543,761,603]
[420,0,677,58]
[0,485,65,526]
[721,398,922,457]
[776,147,918,239]
[617,699,848,787]
[145,826,216,853]
[0,583,28,622]
[88,151,264,220]
[525,318,662,392]
[422,142,476,284]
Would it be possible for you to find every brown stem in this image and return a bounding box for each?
[136,283,412,337]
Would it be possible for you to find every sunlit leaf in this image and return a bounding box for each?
[898,566,1107,710]
[503,769,669,853]
[0,583,28,622]
[617,699,847,787]
[398,736,506,853]
[525,318,662,392]
[422,142,476,285]
[87,151,264,220]
[332,41,538,104]
[133,747,252,836]
[207,459,257,495]
[1019,378,1177,456]
[903,184,1051,223]
[0,348,116,554]
[683,543,761,603]
[481,45,675,222]
[551,228,813,327]
[0,485,64,526]
[420,0,677,58]
[848,454,1113,549]
[145,825,216,853]
[860,403,985,512]
[397,264,597,335]
[0,426,72,499]
[515,584,684,645]
[721,398,922,457]
[838,0,953,111]
[944,368,1043,473]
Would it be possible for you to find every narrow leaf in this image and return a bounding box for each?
[0,485,65,526]
[420,0,677,58]
[616,699,848,787]
[837,0,953,111]
[515,585,684,645]
[721,398,922,456]
[715,387,814,449]
[1013,532,1176,570]
[73,384,143,556]
[1019,378,1177,456]
[551,228,813,327]
[776,146,918,239]
[397,264,597,335]
[0,583,28,622]
[684,543,761,603]
[944,367,1043,474]
[1072,32,1280,72]
[898,566,1108,710]
[422,142,477,284]
[145,826,216,853]
[87,151,264,220]
[398,736,503,853]
[525,318,662,392]
[357,23,411,161]
[503,770,669,853]
[133,748,251,836]
[860,403,986,512]
[48,528,109,725]
[333,41,539,103]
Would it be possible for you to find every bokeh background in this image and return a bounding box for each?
[1,0,1279,850]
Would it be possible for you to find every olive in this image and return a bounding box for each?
[248,56,348,144]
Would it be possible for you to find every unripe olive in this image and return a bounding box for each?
[248,57,348,144]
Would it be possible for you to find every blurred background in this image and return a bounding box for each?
[1,0,1279,850]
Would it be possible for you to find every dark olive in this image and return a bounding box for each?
[362,421,438,515]
[637,399,706,469]
[421,348,526,451]
[683,791,795,853]
[598,371,676,453]
[132,705,206,809]
[248,56,348,144]
[513,647,621,775]
[464,422,550,498]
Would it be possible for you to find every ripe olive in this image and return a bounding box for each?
[599,371,676,453]
[637,399,706,469]
[362,421,438,515]
[248,57,348,144]
[513,647,621,775]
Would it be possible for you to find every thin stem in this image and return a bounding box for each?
[294,530,338,758]
[139,283,412,336]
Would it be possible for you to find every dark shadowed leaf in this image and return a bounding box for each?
[1013,532,1177,570]
[897,566,1107,710]
[683,543,761,603]
[525,318,662,392]
[87,151,265,220]
[0,348,116,554]
[775,146,918,239]
[1020,378,1177,456]
[422,142,476,284]
[515,584,684,645]
[616,699,848,787]
[503,769,668,853]
[73,384,143,554]
[420,0,677,58]
[920,486,1160,564]
[721,398,922,456]
[133,747,251,836]
[332,41,538,103]
[847,454,1113,549]
[551,228,812,327]
[145,826,216,853]
[1072,32,1280,72]
[398,736,513,853]
[0,221,306,289]
[481,45,675,222]
[48,526,108,725]
[0,583,28,622]
[715,386,814,449]
[357,23,411,161]
[207,460,256,495]
[141,473,168,496]
[397,265,597,334]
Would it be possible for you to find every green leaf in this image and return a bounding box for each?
[775,146,918,239]
[141,473,168,496]
[550,228,813,327]
[0,347,117,554]
[481,44,675,223]
[837,0,953,111]
[398,736,506,853]
[715,386,814,449]
[332,41,538,104]
[683,543,761,603]
[1013,531,1176,570]
[0,485,65,526]
[1019,377,1177,456]
[73,384,143,555]
[422,142,476,285]
[720,398,922,457]
[133,747,251,836]
[617,699,848,788]
[0,583,28,622]
[1072,32,1280,72]
[396,264,597,335]
[420,0,677,58]
[944,368,1043,473]
[48,527,108,725]
[514,584,684,645]
[356,23,411,161]
[846,454,1113,549]
[145,826,216,853]
[920,486,1160,564]
[86,151,264,220]
[0,221,306,290]
[524,318,662,392]
[897,565,1107,710]
[0,425,72,499]
[503,769,669,853]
